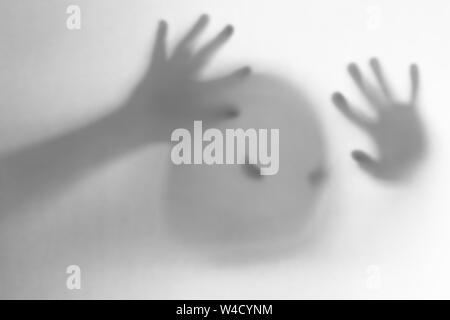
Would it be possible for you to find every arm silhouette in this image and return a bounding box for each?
[0,15,250,217]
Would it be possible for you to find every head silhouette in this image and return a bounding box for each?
[162,72,328,260]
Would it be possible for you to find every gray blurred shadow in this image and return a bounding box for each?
[332,58,427,182]
[162,72,328,264]
[0,15,250,219]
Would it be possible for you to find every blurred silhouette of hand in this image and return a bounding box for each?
[128,14,251,131]
[332,58,427,181]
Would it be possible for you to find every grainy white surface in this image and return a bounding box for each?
[0,0,449,299]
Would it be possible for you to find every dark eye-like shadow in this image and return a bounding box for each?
[243,163,263,179]
[308,166,327,186]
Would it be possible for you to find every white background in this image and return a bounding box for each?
[0,0,449,298]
